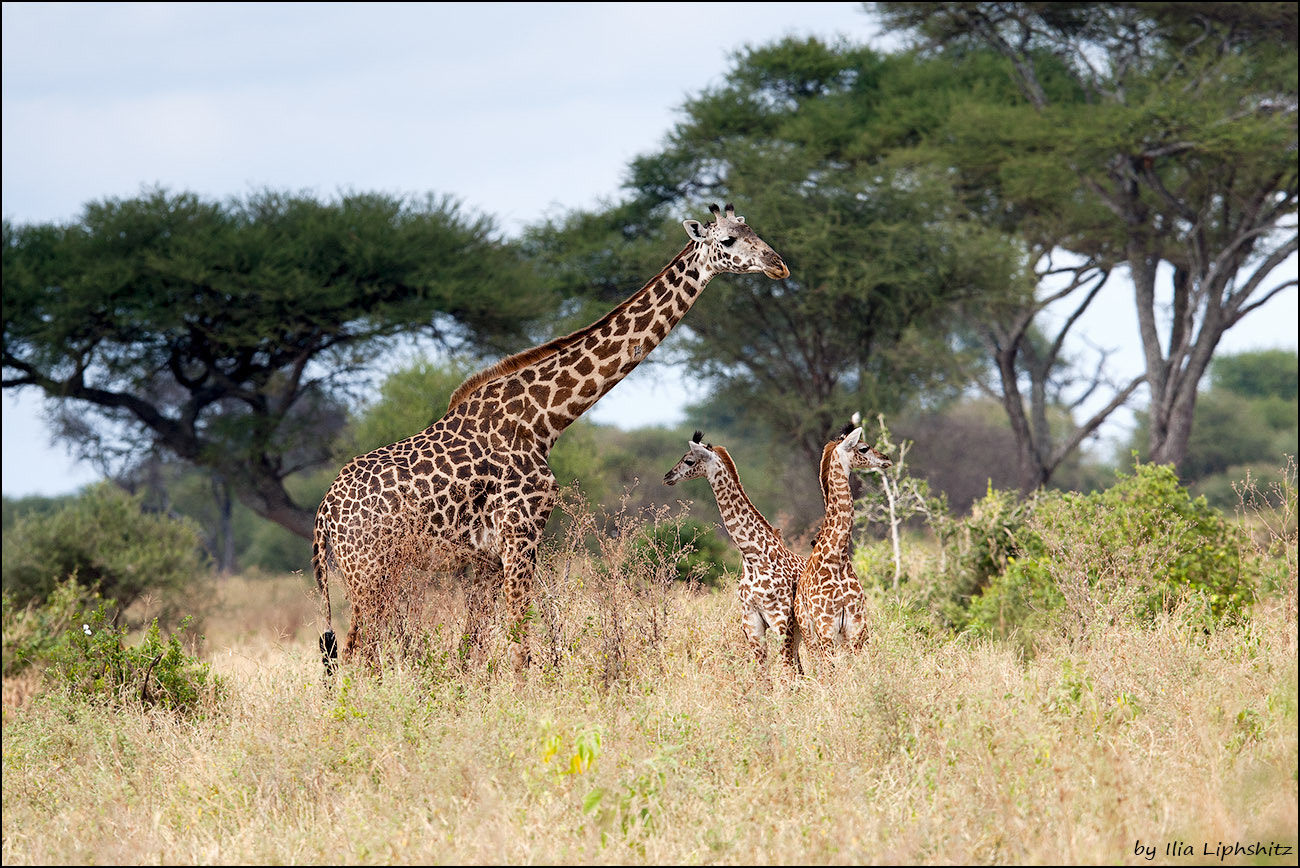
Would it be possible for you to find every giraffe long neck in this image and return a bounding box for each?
[705,447,783,560]
[813,446,854,567]
[451,242,712,452]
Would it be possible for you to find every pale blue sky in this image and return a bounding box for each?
[2,1,1295,497]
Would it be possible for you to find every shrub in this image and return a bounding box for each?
[966,461,1255,644]
[925,484,1038,629]
[631,516,737,587]
[1,578,99,677]
[3,581,222,715]
[1,482,207,626]
[47,602,222,717]
[47,602,223,716]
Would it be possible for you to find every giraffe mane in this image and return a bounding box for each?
[445,240,698,412]
[818,439,838,504]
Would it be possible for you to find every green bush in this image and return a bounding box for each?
[632,517,738,587]
[966,462,1254,643]
[1,579,99,677]
[851,539,896,591]
[927,484,1038,629]
[1,483,207,625]
[47,602,223,716]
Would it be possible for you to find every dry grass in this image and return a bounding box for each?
[3,496,1297,865]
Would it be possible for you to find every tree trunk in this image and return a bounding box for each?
[211,473,238,575]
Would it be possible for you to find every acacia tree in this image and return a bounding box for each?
[527,39,1022,470]
[3,188,552,539]
[877,1,1299,468]
[975,248,1146,492]
[531,34,1156,496]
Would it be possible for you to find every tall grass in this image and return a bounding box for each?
[2,487,1296,865]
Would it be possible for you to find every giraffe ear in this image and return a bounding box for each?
[683,220,708,242]
[842,427,863,449]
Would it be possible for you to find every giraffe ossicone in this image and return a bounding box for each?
[314,204,788,673]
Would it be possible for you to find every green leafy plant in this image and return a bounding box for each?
[922,483,1038,630]
[1,578,99,677]
[47,602,222,716]
[967,461,1255,643]
[2,482,206,626]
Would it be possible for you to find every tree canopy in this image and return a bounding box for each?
[2,188,552,538]
[526,39,1023,468]
[875,1,1299,468]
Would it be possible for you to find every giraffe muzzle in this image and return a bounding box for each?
[764,258,789,280]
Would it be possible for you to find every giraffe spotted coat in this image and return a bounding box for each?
[664,432,804,672]
[314,205,789,671]
[793,426,891,670]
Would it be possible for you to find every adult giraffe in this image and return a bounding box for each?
[315,204,788,672]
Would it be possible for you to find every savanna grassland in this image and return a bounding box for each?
[2,490,1297,866]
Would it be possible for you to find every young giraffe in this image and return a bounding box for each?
[793,426,891,671]
[315,204,788,672]
[664,431,805,673]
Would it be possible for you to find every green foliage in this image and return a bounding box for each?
[2,493,75,533]
[1,482,206,624]
[1,578,100,677]
[966,462,1255,643]
[47,602,221,716]
[1127,350,1298,507]
[927,484,1038,629]
[631,517,737,587]
[1212,349,1298,401]
[3,188,553,540]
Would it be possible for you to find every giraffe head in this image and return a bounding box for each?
[836,426,893,474]
[663,430,718,485]
[683,203,789,280]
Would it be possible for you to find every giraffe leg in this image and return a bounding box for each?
[497,483,556,674]
[846,601,869,651]
[780,617,804,676]
[342,604,363,665]
[459,556,498,666]
[808,612,842,680]
[762,606,801,675]
[359,593,390,671]
[741,607,767,668]
[499,536,542,673]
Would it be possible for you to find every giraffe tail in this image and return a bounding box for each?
[313,520,339,678]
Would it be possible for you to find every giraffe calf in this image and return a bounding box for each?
[664,432,805,673]
[794,426,891,673]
